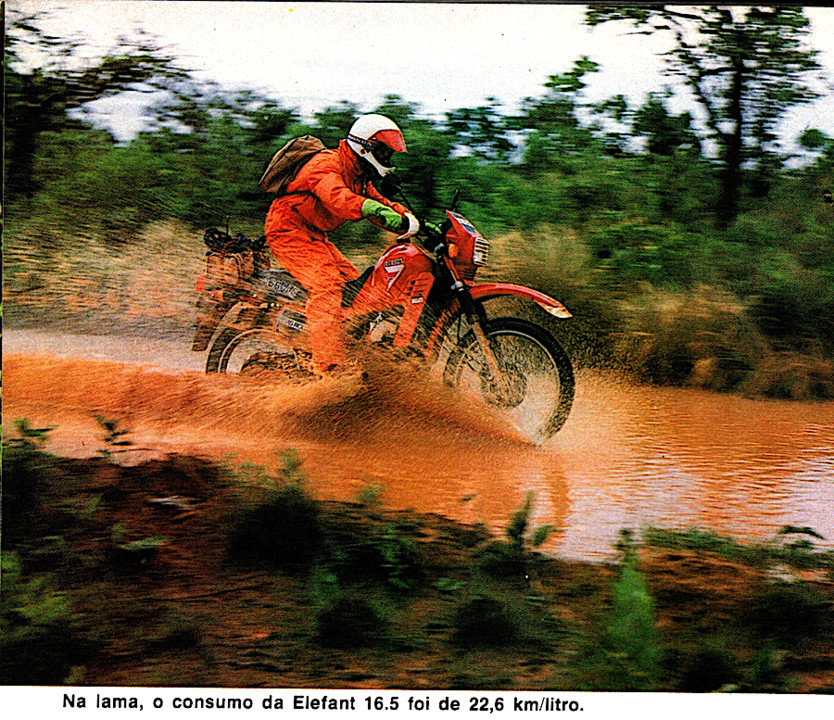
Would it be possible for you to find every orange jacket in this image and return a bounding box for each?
[265,140,409,240]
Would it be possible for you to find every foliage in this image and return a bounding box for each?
[321,514,425,593]
[577,531,660,691]
[94,414,133,460]
[5,418,55,451]
[225,454,320,572]
[476,492,555,578]
[374,523,423,592]
[2,420,58,549]
[745,582,826,645]
[587,5,824,227]
[314,595,385,649]
[606,562,661,689]
[0,552,85,684]
[5,7,190,200]
[450,596,517,648]
[673,643,740,692]
[644,526,834,573]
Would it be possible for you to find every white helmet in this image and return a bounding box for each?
[347,113,407,178]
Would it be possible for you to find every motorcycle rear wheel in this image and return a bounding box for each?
[444,317,574,443]
[206,327,313,382]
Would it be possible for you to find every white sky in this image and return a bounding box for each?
[10,1,834,149]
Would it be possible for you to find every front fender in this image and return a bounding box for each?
[468,282,572,319]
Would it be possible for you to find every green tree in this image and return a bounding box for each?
[587,5,823,228]
[5,9,190,199]
[633,92,700,157]
[445,97,516,162]
[310,101,362,148]
[515,56,601,172]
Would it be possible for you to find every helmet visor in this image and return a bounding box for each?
[372,143,395,168]
[373,128,407,153]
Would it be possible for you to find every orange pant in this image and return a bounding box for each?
[266,228,359,373]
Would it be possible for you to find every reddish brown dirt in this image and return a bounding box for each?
[4,447,834,692]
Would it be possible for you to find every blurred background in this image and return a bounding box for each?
[5,2,834,398]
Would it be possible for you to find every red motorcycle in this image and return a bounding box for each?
[191,197,575,442]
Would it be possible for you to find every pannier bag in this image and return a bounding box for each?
[192,229,270,352]
[257,135,325,194]
[201,228,270,290]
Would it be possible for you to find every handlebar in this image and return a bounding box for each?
[379,175,457,255]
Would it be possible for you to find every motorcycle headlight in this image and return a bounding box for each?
[473,237,490,266]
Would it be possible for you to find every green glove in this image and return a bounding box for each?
[422,220,443,236]
[361,199,405,233]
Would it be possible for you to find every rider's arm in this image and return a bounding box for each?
[364,182,409,218]
[361,200,419,239]
[306,170,366,221]
[302,155,416,235]
[360,199,407,232]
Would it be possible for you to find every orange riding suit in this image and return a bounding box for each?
[264,140,409,373]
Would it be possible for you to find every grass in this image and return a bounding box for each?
[644,525,834,574]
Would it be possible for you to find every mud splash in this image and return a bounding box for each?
[3,350,553,540]
[4,339,834,561]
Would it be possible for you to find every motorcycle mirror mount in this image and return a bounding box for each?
[381,174,420,218]
[450,189,461,213]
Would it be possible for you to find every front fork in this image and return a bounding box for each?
[440,257,512,399]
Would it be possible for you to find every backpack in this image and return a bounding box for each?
[257,135,326,194]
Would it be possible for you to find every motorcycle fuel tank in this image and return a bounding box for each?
[348,243,436,348]
[356,243,434,307]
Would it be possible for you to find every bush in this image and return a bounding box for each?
[315,595,384,649]
[745,581,825,645]
[374,523,423,591]
[475,492,553,579]
[675,645,740,692]
[2,420,59,549]
[451,597,517,648]
[225,453,320,571]
[226,483,320,571]
[0,552,89,684]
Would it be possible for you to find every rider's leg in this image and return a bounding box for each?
[266,230,359,375]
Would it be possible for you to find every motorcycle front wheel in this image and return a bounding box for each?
[443,317,574,443]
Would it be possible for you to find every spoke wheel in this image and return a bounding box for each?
[206,327,313,382]
[444,317,574,443]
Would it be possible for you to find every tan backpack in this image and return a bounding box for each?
[257,135,326,194]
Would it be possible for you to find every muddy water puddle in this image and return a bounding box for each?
[4,330,833,561]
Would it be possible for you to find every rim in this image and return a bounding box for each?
[218,328,293,375]
[453,329,564,443]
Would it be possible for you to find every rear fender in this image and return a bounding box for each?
[192,295,232,351]
[191,299,263,352]
[468,282,572,319]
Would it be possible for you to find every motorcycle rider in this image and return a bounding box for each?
[263,113,419,378]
